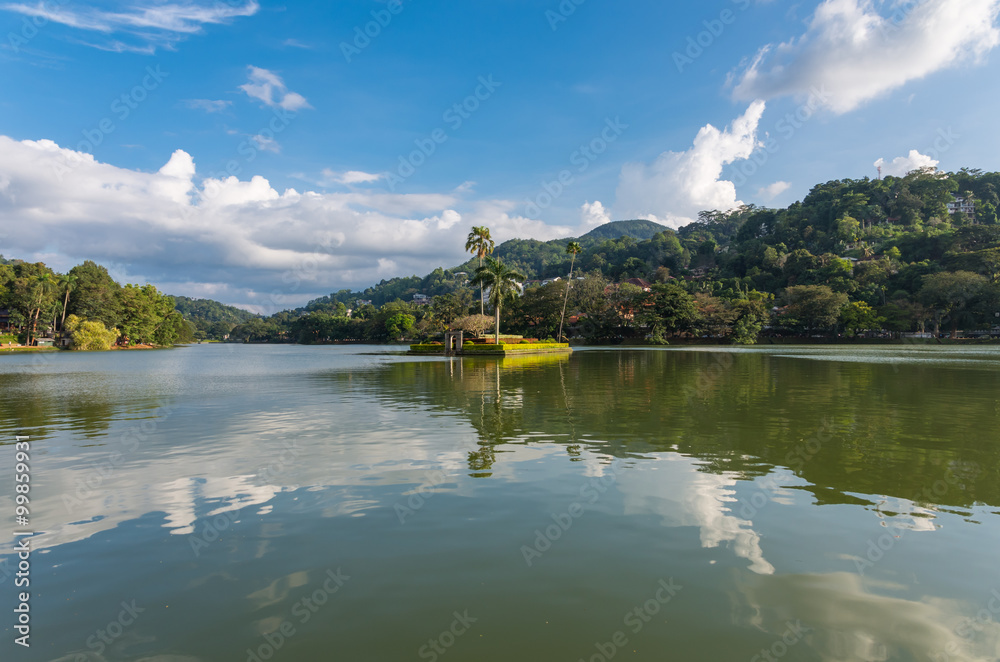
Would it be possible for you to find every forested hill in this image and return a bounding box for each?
[172,296,258,339]
[304,167,999,311]
[303,218,675,309]
[579,219,670,242]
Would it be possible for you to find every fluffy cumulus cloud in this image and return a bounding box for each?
[613,101,766,228]
[0,136,573,311]
[874,149,939,176]
[732,0,1000,113]
[0,1,259,52]
[239,66,312,112]
[580,200,612,228]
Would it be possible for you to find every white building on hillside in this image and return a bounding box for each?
[947,196,975,216]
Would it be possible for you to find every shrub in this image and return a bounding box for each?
[65,315,120,351]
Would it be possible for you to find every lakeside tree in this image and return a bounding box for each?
[64,315,119,351]
[635,283,700,343]
[919,271,991,337]
[67,261,123,330]
[509,282,564,340]
[471,257,526,344]
[732,298,771,345]
[385,313,416,341]
[28,272,57,344]
[118,284,180,346]
[779,285,849,332]
[840,301,884,336]
[454,314,494,338]
[431,289,474,327]
[58,273,78,333]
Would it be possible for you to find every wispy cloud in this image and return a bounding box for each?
[239,66,312,111]
[0,1,259,52]
[757,180,790,201]
[182,99,232,113]
[282,38,311,49]
[252,134,280,153]
[322,169,383,185]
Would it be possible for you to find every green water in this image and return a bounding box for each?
[1,345,999,661]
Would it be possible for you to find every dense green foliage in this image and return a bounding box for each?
[578,219,676,242]
[0,259,192,348]
[64,315,119,351]
[173,296,258,340]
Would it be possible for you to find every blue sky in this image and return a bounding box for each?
[1,0,999,310]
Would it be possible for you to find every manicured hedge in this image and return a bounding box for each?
[408,342,570,355]
[460,342,571,354]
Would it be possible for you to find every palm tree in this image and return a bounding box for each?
[470,257,525,345]
[58,273,78,333]
[465,226,495,315]
[28,273,56,345]
[557,241,583,342]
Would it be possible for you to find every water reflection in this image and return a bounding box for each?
[734,571,1000,661]
[320,347,1000,510]
[2,345,999,661]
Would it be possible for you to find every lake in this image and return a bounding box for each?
[1,344,999,661]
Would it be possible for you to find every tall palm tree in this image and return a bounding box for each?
[470,257,525,345]
[557,242,583,342]
[28,273,56,345]
[465,226,495,315]
[58,273,78,332]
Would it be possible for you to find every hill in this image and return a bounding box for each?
[172,296,258,324]
[172,295,259,340]
[579,219,670,242]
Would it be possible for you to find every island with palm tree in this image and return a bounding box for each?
[410,231,572,356]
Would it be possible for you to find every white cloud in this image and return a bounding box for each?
[580,200,612,228]
[182,99,231,113]
[619,458,775,576]
[323,169,384,185]
[239,66,312,112]
[732,0,1000,113]
[874,149,939,177]
[757,180,791,201]
[0,1,259,51]
[0,135,573,310]
[613,101,766,228]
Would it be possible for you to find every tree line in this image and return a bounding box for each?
[0,259,192,349]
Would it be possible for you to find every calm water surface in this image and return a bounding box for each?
[1,344,999,661]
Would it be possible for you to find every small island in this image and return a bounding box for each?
[410,332,572,356]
